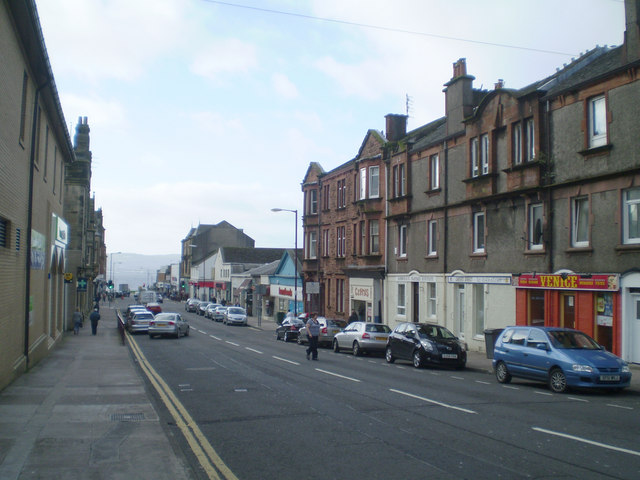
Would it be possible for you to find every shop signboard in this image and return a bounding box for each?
[514,274,619,292]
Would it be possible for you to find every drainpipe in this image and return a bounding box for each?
[545,100,554,274]
[24,79,51,368]
[442,140,449,326]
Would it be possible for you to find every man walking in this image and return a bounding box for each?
[89,307,100,335]
[305,313,320,361]
[72,308,83,335]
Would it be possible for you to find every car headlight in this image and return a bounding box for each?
[457,340,468,352]
[420,340,434,352]
[622,364,630,373]
[572,364,594,373]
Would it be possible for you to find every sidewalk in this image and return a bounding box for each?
[0,309,193,480]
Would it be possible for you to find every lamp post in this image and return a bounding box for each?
[188,244,197,299]
[109,251,122,283]
[271,208,298,316]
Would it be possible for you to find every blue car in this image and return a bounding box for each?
[492,326,631,393]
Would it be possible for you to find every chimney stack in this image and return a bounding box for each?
[623,0,640,63]
[385,114,408,142]
[443,58,475,136]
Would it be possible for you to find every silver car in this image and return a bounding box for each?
[148,312,189,338]
[212,305,228,322]
[128,311,154,333]
[205,303,221,319]
[224,307,247,326]
[333,322,392,356]
[298,317,347,347]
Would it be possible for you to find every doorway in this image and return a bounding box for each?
[561,294,575,329]
[412,282,420,323]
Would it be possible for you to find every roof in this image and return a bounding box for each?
[220,247,287,264]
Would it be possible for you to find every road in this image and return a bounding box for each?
[122,298,640,480]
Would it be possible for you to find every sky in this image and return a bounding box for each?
[35,0,626,257]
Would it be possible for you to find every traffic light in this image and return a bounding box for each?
[108,280,114,289]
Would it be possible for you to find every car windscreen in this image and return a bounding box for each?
[548,331,600,350]
[417,325,456,339]
[227,308,245,315]
[154,314,175,321]
[365,324,391,333]
[135,313,154,319]
[328,320,347,328]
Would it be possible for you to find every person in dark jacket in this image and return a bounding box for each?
[72,308,83,335]
[89,308,100,335]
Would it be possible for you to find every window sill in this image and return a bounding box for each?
[578,143,612,157]
[396,256,408,262]
[470,251,487,258]
[424,187,441,196]
[615,243,640,253]
[524,248,546,255]
[425,254,438,260]
[389,194,411,202]
[565,246,593,254]
[502,159,541,173]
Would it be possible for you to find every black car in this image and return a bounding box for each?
[276,317,306,342]
[385,322,467,369]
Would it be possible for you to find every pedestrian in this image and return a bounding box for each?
[89,307,100,335]
[348,310,358,324]
[72,308,83,335]
[305,312,320,361]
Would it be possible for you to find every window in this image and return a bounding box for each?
[308,189,318,215]
[369,220,379,254]
[623,187,640,244]
[572,196,589,247]
[322,229,329,256]
[513,122,522,165]
[336,279,344,313]
[481,134,489,175]
[359,221,366,255]
[307,231,317,259]
[393,164,406,197]
[427,282,436,317]
[336,226,345,257]
[588,95,607,148]
[473,212,485,253]
[429,154,439,189]
[399,163,406,196]
[0,218,8,248]
[19,72,28,143]
[52,146,58,194]
[322,185,330,210]
[369,166,379,198]
[43,126,49,180]
[397,284,406,316]
[359,168,367,200]
[525,118,535,161]
[34,107,42,166]
[471,137,479,177]
[427,220,437,256]
[399,225,407,257]
[528,203,543,250]
[473,284,485,336]
[337,179,346,208]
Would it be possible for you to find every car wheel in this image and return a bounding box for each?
[185,327,189,337]
[549,368,568,393]
[276,331,280,340]
[495,361,511,384]
[412,350,424,368]
[283,332,289,342]
[352,342,362,357]
[333,339,340,353]
[385,347,395,363]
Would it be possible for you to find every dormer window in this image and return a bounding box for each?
[588,95,607,148]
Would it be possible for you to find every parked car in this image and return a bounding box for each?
[185,298,200,312]
[204,303,221,319]
[297,317,347,347]
[211,305,228,322]
[385,323,467,369]
[197,301,211,316]
[148,312,189,338]
[224,307,247,326]
[127,310,155,333]
[493,326,632,393]
[146,302,162,315]
[125,304,147,319]
[276,317,306,342]
[333,322,392,356]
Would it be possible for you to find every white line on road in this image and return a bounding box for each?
[245,347,263,354]
[209,335,221,341]
[225,341,240,346]
[475,380,491,385]
[272,356,300,366]
[315,369,361,383]
[503,386,519,390]
[390,389,477,414]
[534,391,553,396]
[197,330,207,334]
[607,403,633,410]
[532,427,640,457]
[568,396,589,402]
[450,376,464,380]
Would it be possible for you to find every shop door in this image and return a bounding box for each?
[561,294,575,329]
[456,285,465,339]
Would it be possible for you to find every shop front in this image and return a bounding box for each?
[349,278,382,323]
[514,272,621,355]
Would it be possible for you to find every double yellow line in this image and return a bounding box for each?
[127,333,238,480]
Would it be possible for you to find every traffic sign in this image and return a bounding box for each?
[77,277,88,292]
[64,273,73,283]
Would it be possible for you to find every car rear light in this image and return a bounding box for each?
[321,327,327,334]
[362,332,370,339]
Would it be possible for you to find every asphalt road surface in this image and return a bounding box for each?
[123,299,640,480]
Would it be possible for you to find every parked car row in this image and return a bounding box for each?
[123,303,189,339]
[182,299,247,326]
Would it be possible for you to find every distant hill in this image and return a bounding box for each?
[110,253,181,290]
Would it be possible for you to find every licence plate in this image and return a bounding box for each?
[442,354,458,359]
[599,374,620,382]
[375,337,386,341]
[156,323,167,327]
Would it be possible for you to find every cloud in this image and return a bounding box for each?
[190,38,259,80]
[271,73,299,99]
[59,93,127,130]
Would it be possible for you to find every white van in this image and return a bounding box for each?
[139,290,156,305]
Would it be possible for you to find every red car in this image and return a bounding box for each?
[146,302,162,315]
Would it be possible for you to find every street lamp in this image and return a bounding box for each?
[109,251,122,283]
[271,208,298,315]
